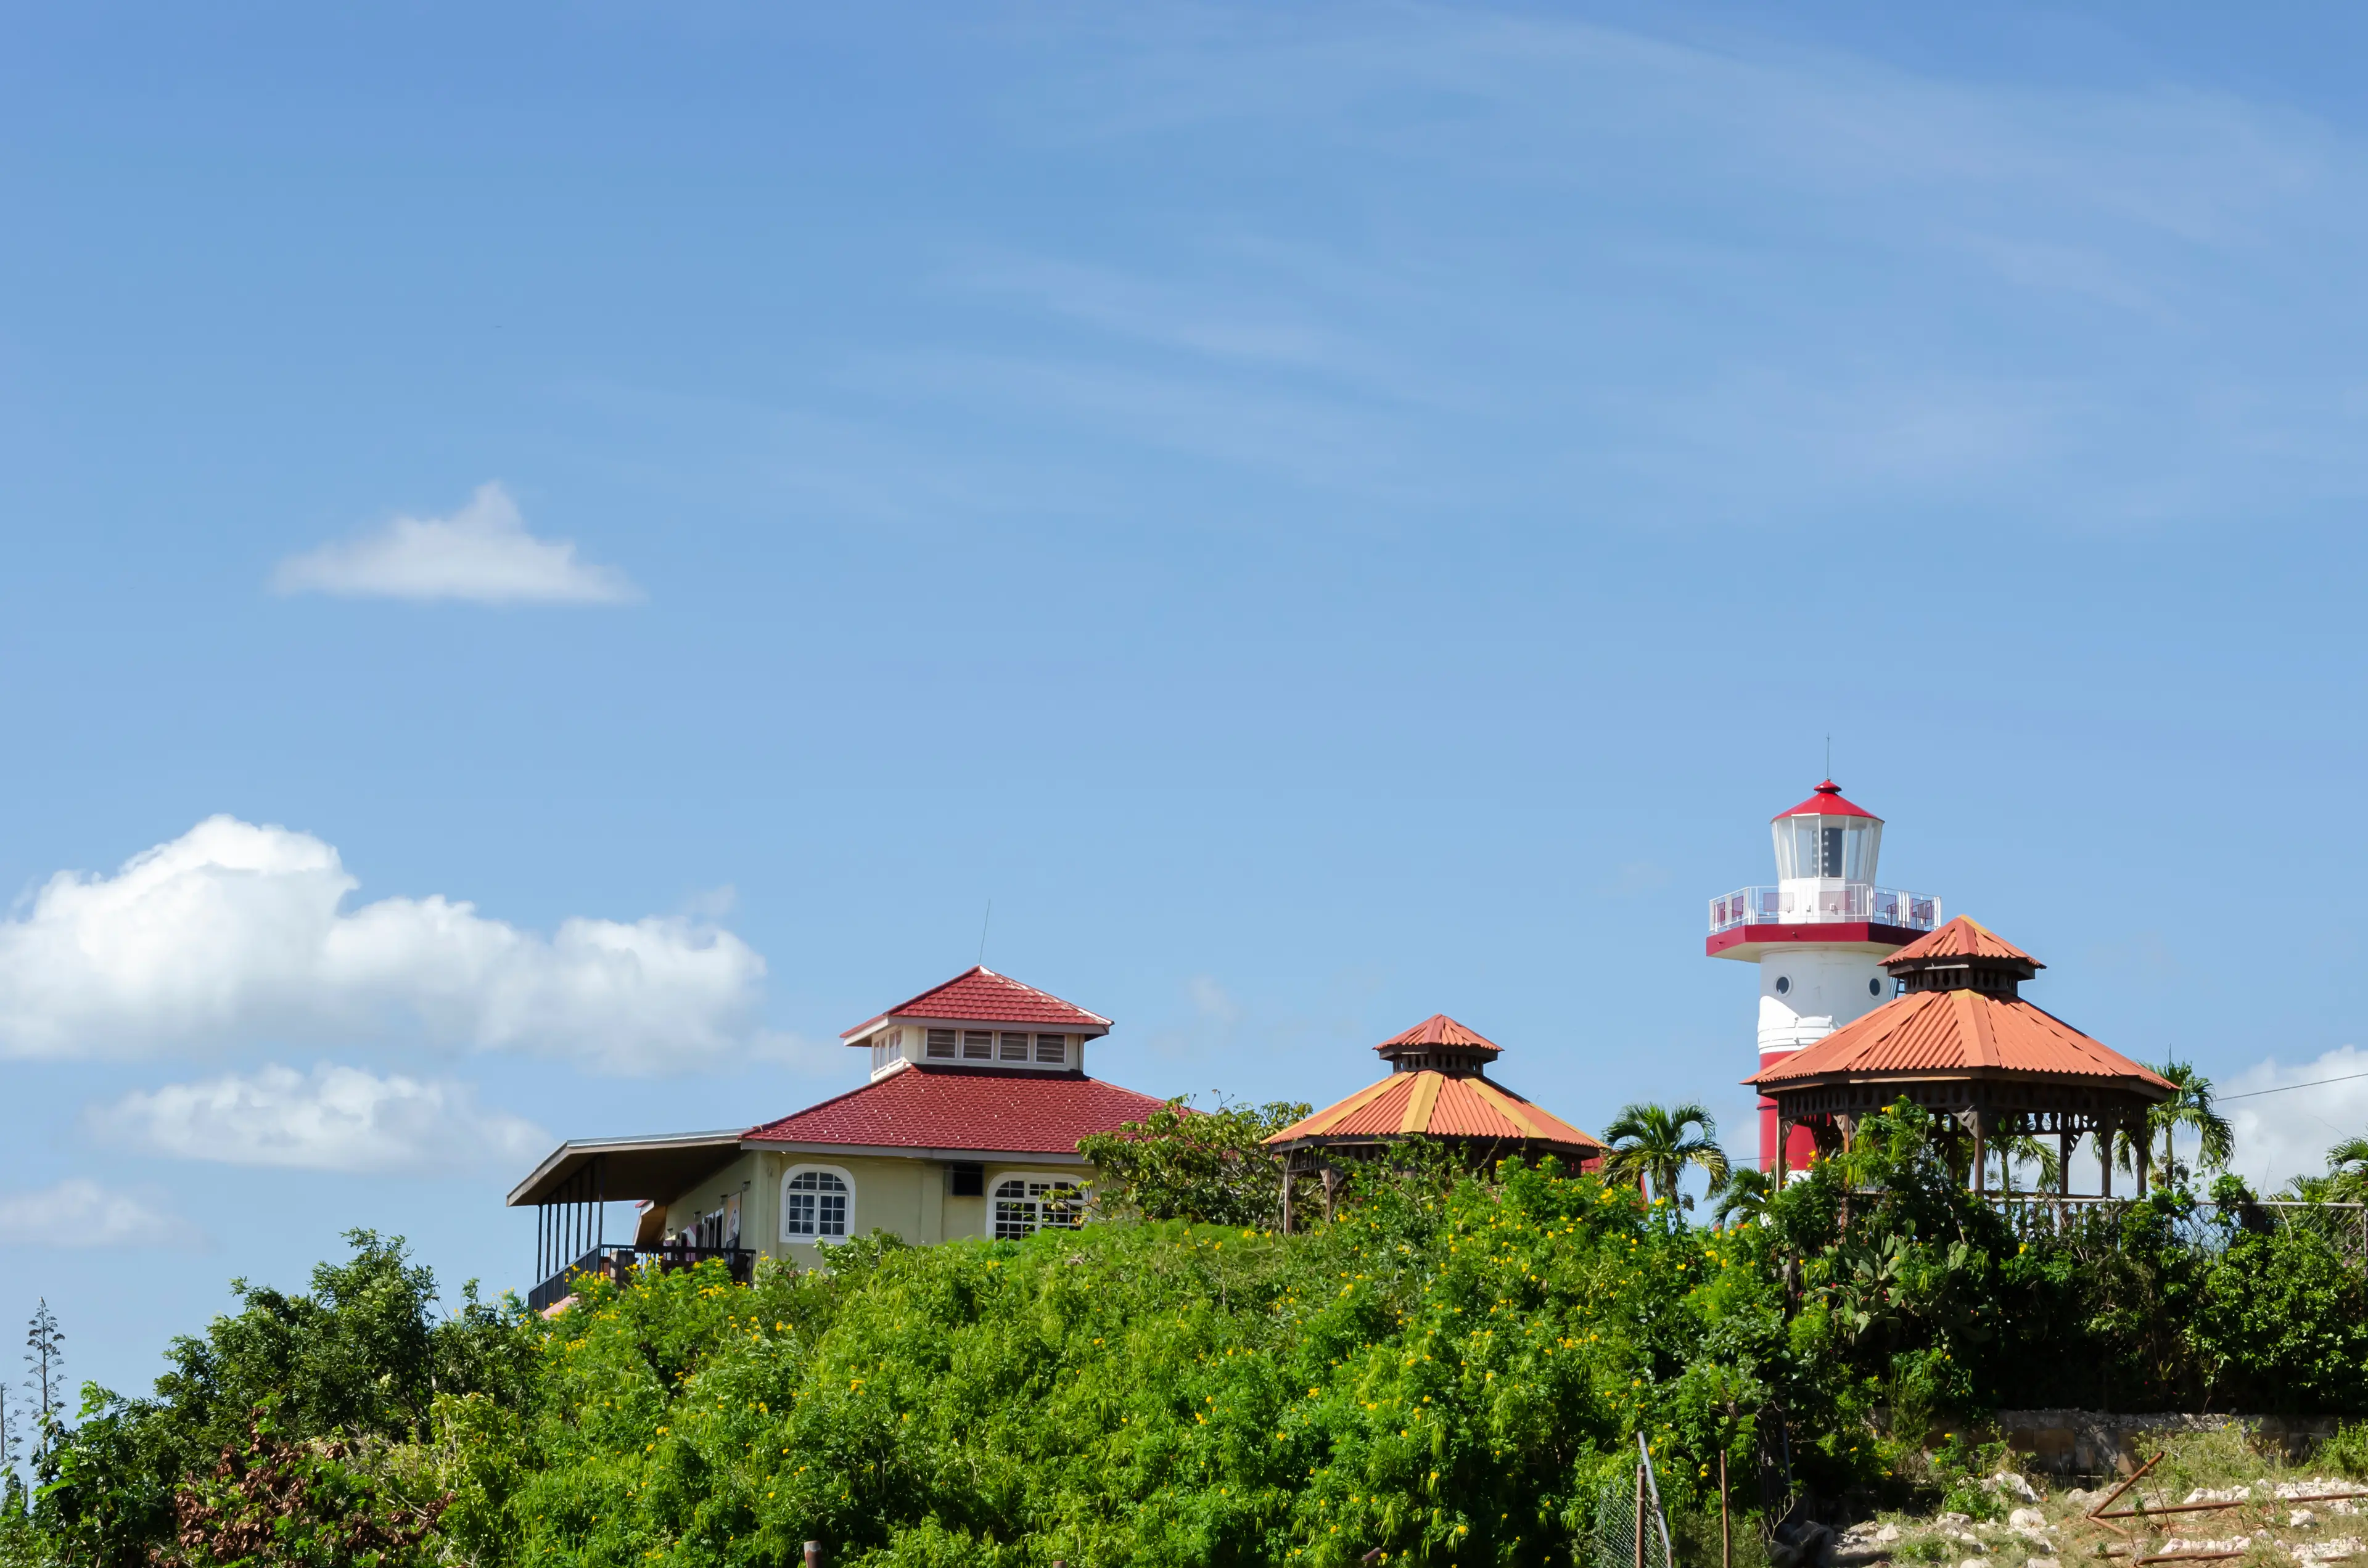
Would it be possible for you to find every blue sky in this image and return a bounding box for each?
[7,1,2368,1402]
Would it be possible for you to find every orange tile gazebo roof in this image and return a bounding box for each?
[1747,989,2169,1090]
[1268,1013,1603,1160]
[1885,915,2042,970]
[1373,1012,1503,1059]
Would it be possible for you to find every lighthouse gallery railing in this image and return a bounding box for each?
[1709,885,1941,935]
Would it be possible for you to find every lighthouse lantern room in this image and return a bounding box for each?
[1709,781,1942,1172]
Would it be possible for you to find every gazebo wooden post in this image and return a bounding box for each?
[1774,1116,1790,1184]
[1280,1164,1294,1235]
[2097,1113,2113,1199]
[2136,1125,2150,1197]
[1971,1109,1988,1198]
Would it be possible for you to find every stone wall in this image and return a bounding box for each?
[1996,1410,2343,1476]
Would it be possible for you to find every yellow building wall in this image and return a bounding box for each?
[657,1153,1095,1268]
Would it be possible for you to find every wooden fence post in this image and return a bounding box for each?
[1634,1461,1646,1568]
[1720,1448,1731,1568]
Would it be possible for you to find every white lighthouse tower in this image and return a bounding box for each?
[1707,782,1942,1172]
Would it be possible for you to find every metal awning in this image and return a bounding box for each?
[506,1129,747,1207]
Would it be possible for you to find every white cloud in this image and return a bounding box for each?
[93,1064,550,1175]
[0,1179,192,1250]
[271,482,640,605]
[2224,1046,2368,1192]
[0,816,767,1075]
[1146,974,1244,1061]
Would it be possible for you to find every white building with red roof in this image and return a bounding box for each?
[506,966,1169,1309]
[1706,780,1945,1171]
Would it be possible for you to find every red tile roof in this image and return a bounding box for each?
[744,1065,1167,1153]
[1885,916,2043,969]
[840,966,1112,1041]
[1746,988,2173,1093]
[1772,779,1880,821]
[1374,1013,1503,1057]
[1266,1070,1604,1156]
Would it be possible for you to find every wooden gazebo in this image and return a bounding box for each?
[1264,1014,1605,1229]
[1744,917,2175,1194]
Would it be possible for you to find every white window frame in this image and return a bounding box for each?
[988,1171,1083,1240]
[779,1164,856,1244]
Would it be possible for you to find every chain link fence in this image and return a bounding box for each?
[1593,1434,1675,1568]
[1988,1197,2368,1262]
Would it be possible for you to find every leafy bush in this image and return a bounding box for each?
[21,1110,2368,1567]
[2320,1419,2368,1480]
[459,1159,1817,1567]
[28,1232,531,1567]
[1076,1098,1312,1226]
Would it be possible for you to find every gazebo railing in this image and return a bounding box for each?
[1972,1195,2368,1258]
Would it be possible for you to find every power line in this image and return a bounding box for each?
[2219,1069,2368,1102]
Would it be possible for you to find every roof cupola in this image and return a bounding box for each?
[1373,1013,1503,1076]
[1883,916,2042,1000]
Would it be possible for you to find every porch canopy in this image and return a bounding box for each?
[1745,916,2174,1194]
[506,1128,749,1209]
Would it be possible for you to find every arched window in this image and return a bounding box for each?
[991,1174,1081,1240]
[781,1165,853,1242]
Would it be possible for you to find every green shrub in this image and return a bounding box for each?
[27,1113,2368,1567]
[2319,1419,2368,1480]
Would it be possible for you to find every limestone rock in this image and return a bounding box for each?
[1988,1474,2042,1505]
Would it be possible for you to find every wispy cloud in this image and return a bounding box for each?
[1146,973,1245,1061]
[953,251,1360,373]
[272,482,639,605]
[92,1065,549,1175]
[553,8,2368,541]
[0,816,767,1075]
[2224,1046,2368,1191]
[0,1179,193,1250]
[945,7,2368,529]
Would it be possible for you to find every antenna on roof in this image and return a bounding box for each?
[977,899,993,967]
[1825,734,1832,778]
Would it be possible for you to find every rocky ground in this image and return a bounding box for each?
[1820,1466,2367,1568]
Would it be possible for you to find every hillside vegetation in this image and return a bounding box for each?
[8,1104,2368,1567]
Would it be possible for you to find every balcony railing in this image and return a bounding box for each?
[1708,885,1941,935]
[527,1242,756,1313]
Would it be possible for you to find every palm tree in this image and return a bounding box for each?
[1709,1167,1771,1229]
[2321,1136,2368,1204]
[1990,1133,2062,1195]
[1600,1101,1731,1210]
[2117,1061,2234,1189]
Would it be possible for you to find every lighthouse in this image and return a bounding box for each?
[1708,782,1941,1172]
